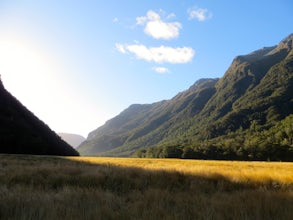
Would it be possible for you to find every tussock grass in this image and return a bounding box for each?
[0,155,293,220]
[71,157,293,184]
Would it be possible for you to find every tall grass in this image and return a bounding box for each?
[0,154,293,219]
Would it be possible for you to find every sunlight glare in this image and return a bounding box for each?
[0,39,72,130]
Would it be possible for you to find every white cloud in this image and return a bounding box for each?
[145,20,181,40]
[153,67,170,74]
[115,43,126,53]
[115,43,195,64]
[146,10,160,21]
[188,7,212,21]
[136,10,181,40]
[112,17,119,23]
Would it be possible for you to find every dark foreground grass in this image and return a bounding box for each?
[0,154,293,220]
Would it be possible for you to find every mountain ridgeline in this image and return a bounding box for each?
[78,34,293,161]
[0,80,79,156]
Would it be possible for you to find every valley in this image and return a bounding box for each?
[0,2,292,219]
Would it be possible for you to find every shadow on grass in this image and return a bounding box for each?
[0,154,293,220]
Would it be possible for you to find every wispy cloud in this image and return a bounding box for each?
[153,66,170,74]
[115,43,127,53]
[112,17,119,23]
[136,10,181,40]
[188,7,212,21]
[115,43,195,64]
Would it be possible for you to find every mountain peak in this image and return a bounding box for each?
[232,34,293,64]
[280,33,293,47]
[278,33,293,51]
[266,33,293,56]
[233,46,276,63]
[188,78,219,92]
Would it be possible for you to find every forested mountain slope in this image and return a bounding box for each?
[78,34,293,160]
[79,78,218,155]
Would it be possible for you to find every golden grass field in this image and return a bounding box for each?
[72,157,293,184]
[1,154,293,220]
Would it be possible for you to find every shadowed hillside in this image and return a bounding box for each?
[0,79,79,156]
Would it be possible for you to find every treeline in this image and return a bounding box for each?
[134,114,293,161]
[134,143,293,161]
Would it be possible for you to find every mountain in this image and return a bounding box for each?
[78,34,293,160]
[58,133,85,148]
[78,78,218,155]
[0,80,79,156]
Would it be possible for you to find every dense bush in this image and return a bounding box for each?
[135,114,293,161]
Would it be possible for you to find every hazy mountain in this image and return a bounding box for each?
[78,78,218,155]
[0,80,79,156]
[58,133,85,148]
[78,34,293,160]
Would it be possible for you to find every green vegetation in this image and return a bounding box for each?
[1,154,293,219]
[0,80,79,156]
[135,114,293,161]
[78,34,293,160]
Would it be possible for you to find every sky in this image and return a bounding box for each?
[0,0,292,137]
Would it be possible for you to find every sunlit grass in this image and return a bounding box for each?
[70,157,293,184]
[1,154,293,220]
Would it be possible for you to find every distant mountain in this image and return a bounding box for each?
[58,133,85,148]
[78,34,293,161]
[0,80,79,156]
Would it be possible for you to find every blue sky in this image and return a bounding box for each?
[0,0,292,137]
